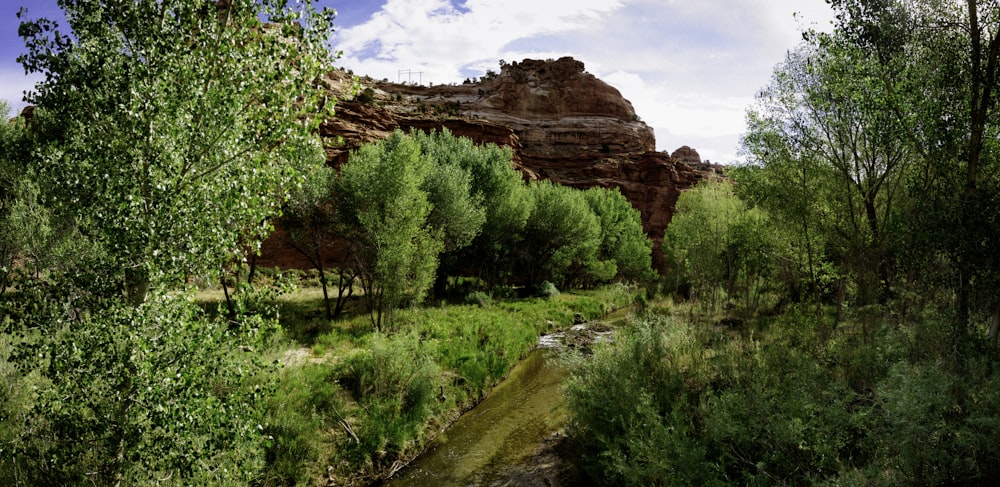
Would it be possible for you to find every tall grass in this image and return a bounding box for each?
[255,286,625,485]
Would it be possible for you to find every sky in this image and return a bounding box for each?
[1,0,836,163]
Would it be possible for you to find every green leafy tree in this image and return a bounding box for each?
[337,131,442,330]
[0,102,27,297]
[280,162,346,319]
[518,180,601,288]
[2,291,275,485]
[665,181,742,308]
[665,181,779,315]
[17,0,336,305]
[740,34,911,307]
[463,151,532,291]
[785,0,1000,360]
[2,0,338,483]
[583,186,654,283]
[411,129,489,297]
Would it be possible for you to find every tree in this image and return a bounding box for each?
[16,0,336,305]
[337,131,442,330]
[280,162,344,319]
[411,129,488,297]
[825,0,1000,362]
[740,34,912,308]
[665,181,744,309]
[518,180,601,288]
[0,101,27,298]
[583,186,654,283]
[1,0,338,482]
[412,128,530,291]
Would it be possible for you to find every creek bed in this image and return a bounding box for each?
[383,347,569,486]
[382,313,626,487]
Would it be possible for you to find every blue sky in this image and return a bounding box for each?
[1,0,835,163]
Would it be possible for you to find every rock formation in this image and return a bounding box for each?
[260,57,724,270]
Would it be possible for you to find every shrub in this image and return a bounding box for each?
[564,316,720,485]
[356,87,376,105]
[0,293,274,485]
[337,332,440,466]
[465,290,493,307]
[536,280,560,298]
[259,364,344,486]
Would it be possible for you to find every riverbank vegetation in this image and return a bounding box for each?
[564,0,1000,484]
[0,1,651,484]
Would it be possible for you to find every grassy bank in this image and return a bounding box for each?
[201,280,640,486]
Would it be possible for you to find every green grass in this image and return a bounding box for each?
[205,283,638,486]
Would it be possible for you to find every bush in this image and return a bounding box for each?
[259,364,345,486]
[564,316,720,485]
[465,290,493,307]
[0,293,274,485]
[337,332,441,467]
[536,280,560,298]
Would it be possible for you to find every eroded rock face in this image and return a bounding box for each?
[670,145,701,164]
[259,57,721,270]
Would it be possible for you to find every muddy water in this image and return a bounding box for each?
[383,347,570,487]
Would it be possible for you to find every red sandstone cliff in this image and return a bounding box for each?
[260,57,723,270]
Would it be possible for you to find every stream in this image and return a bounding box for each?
[382,322,614,487]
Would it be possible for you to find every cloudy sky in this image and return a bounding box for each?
[1,0,835,163]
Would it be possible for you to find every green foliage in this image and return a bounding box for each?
[17,0,336,303]
[280,163,346,319]
[338,332,441,468]
[464,290,493,307]
[565,298,1000,486]
[665,181,780,315]
[338,131,442,330]
[740,33,907,306]
[704,317,863,484]
[356,87,377,105]
[872,357,1000,485]
[584,187,654,282]
[536,280,561,298]
[520,180,601,287]
[422,161,486,253]
[258,364,344,486]
[1,1,338,483]
[412,128,528,290]
[565,316,719,486]
[0,292,276,485]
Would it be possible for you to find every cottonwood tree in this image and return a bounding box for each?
[664,181,744,310]
[337,131,442,330]
[434,133,531,290]
[1,0,339,482]
[412,129,488,297]
[17,0,336,305]
[518,180,601,288]
[280,163,345,319]
[741,35,911,308]
[583,186,654,284]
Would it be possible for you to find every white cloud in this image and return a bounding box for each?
[333,0,624,83]
[332,0,836,162]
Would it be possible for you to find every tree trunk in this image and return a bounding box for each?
[221,272,235,321]
[988,298,1000,345]
[317,258,332,320]
[124,268,149,307]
